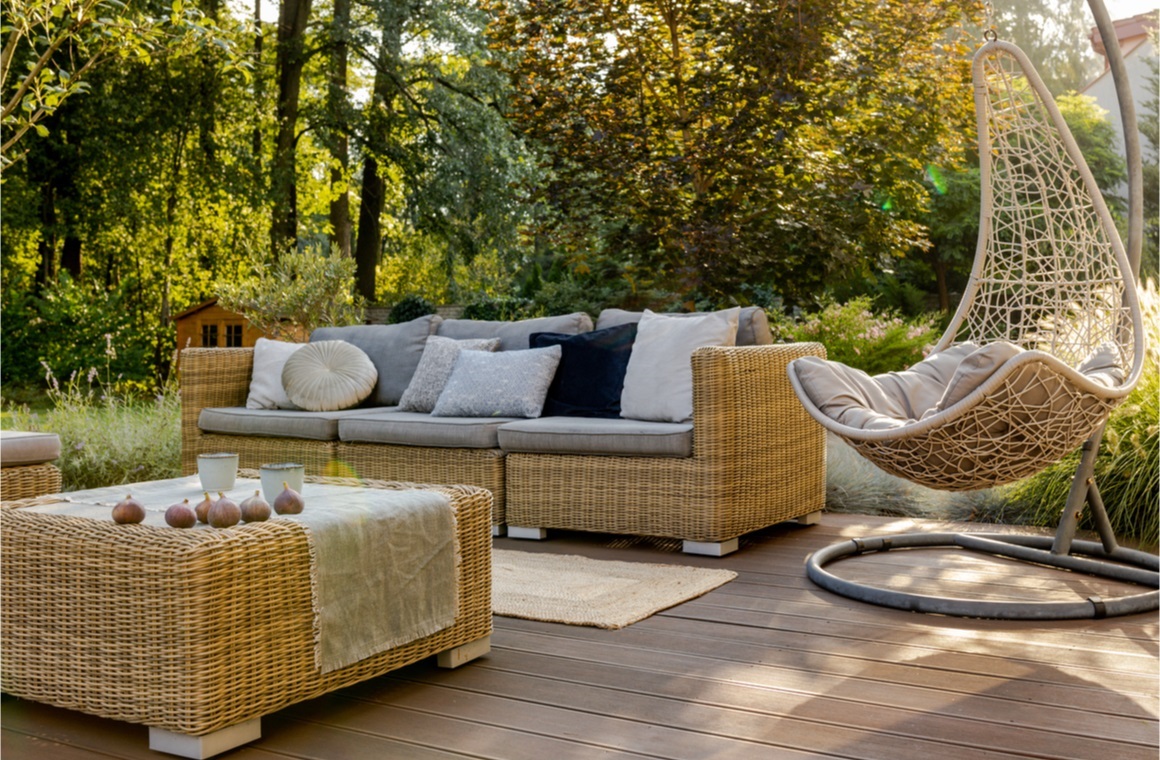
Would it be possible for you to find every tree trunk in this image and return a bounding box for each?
[327,0,351,257]
[252,0,264,159]
[35,183,56,292]
[60,235,81,278]
[354,155,384,300]
[270,0,314,258]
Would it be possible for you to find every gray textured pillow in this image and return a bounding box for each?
[311,315,440,405]
[431,345,563,418]
[282,340,378,412]
[397,336,501,412]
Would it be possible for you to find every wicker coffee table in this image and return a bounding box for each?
[1,474,492,759]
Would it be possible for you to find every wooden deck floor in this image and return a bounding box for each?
[3,513,1157,759]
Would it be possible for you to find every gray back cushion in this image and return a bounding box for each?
[596,306,771,346]
[311,315,441,406]
[436,312,594,350]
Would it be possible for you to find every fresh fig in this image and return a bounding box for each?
[112,494,146,524]
[195,492,214,524]
[164,498,197,528]
[207,493,241,528]
[273,482,304,515]
[239,490,271,523]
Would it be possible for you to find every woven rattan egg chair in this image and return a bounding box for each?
[786,37,1157,619]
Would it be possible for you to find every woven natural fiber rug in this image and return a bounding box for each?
[492,550,737,629]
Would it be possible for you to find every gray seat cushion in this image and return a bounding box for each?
[338,411,518,449]
[596,306,772,346]
[436,313,594,350]
[498,417,693,458]
[311,315,441,406]
[0,430,62,466]
[198,407,374,441]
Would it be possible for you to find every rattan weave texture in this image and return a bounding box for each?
[507,343,827,542]
[180,347,508,526]
[0,462,62,500]
[0,476,492,736]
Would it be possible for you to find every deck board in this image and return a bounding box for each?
[2,513,1156,759]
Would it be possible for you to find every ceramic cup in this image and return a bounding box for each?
[197,452,239,492]
[260,462,305,504]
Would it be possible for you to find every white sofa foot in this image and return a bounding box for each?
[149,718,261,759]
[795,510,823,526]
[436,635,491,669]
[682,538,739,557]
[492,524,506,537]
[507,526,547,540]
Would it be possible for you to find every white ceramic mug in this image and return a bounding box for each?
[197,453,239,492]
[260,463,305,504]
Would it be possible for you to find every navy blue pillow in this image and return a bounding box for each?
[529,323,638,418]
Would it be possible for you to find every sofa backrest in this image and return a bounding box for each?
[595,306,772,346]
[311,315,441,406]
[436,312,594,350]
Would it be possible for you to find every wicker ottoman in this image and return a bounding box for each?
[0,430,62,499]
[1,475,492,759]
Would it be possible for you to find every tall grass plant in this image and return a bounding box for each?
[4,353,181,492]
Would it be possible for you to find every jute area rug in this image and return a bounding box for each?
[492,550,737,630]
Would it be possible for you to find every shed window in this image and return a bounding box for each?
[201,324,219,348]
[225,323,243,347]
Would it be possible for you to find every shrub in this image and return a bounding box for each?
[217,250,365,339]
[990,279,1160,547]
[6,365,181,491]
[775,296,940,375]
[460,293,539,321]
[388,294,436,324]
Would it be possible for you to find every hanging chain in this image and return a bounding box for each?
[983,1,998,42]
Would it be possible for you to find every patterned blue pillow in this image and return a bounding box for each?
[431,346,563,418]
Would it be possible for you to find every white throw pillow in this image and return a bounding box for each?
[431,346,563,418]
[620,308,740,423]
[281,340,378,412]
[397,336,501,413]
[246,338,305,410]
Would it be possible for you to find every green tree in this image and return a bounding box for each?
[1,0,228,169]
[1140,31,1158,280]
[985,0,1100,96]
[487,0,983,307]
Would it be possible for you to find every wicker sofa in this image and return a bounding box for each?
[180,310,826,556]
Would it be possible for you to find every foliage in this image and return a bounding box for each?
[773,297,941,375]
[5,357,181,491]
[1,0,236,169]
[983,0,1099,96]
[460,293,539,321]
[388,294,436,324]
[1,275,166,387]
[216,250,365,339]
[986,280,1160,546]
[487,0,982,306]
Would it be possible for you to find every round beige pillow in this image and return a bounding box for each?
[281,340,378,412]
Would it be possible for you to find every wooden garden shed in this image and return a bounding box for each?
[174,298,267,353]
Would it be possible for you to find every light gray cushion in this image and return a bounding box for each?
[198,407,372,441]
[790,343,981,430]
[397,336,501,413]
[436,312,594,350]
[432,345,563,418]
[596,306,771,346]
[282,340,378,412]
[338,411,517,449]
[498,417,693,458]
[312,315,441,406]
[1077,342,1126,388]
[0,430,62,466]
[620,308,740,423]
[935,341,1023,411]
[246,338,305,410]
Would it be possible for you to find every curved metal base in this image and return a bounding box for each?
[807,532,1160,620]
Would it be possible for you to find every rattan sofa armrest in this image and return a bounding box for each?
[179,348,255,471]
[690,342,826,461]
